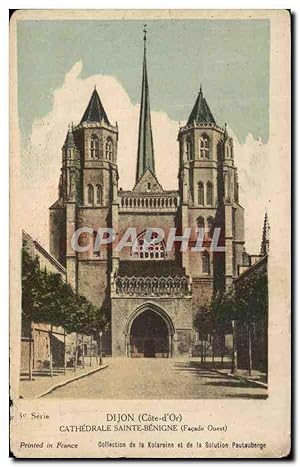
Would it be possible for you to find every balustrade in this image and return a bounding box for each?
[120,195,179,210]
[113,275,190,297]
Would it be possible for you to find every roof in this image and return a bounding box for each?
[132,168,164,193]
[22,230,66,276]
[49,198,64,209]
[63,127,76,148]
[80,88,110,125]
[33,241,66,276]
[187,87,216,126]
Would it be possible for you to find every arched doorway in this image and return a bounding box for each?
[128,308,173,358]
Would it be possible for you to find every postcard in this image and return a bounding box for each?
[10,9,291,458]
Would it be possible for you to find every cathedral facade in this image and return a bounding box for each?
[49,39,245,357]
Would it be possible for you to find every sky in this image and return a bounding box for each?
[17,19,271,254]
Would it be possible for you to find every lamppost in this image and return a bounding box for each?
[99,331,103,366]
[231,320,237,374]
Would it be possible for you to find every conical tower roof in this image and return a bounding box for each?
[187,86,216,126]
[80,87,110,125]
[63,126,76,148]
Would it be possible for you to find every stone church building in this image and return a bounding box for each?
[49,38,245,357]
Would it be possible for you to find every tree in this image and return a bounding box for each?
[22,249,108,377]
[210,267,268,375]
[193,304,213,363]
[234,268,268,375]
[210,290,235,368]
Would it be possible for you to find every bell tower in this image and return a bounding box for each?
[72,87,119,207]
[178,87,224,280]
[178,86,223,207]
[177,85,245,297]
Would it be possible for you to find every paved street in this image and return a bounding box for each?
[45,358,267,399]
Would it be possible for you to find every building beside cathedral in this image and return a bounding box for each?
[49,37,246,358]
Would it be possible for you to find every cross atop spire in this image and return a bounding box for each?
[136,27,155,183]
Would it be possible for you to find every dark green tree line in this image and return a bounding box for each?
[193,266,268,374]
[22,249,107,378]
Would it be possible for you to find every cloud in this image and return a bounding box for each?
[232,132,271,254]
[21,61,270,255]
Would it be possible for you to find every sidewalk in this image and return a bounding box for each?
[189,358,267,388]
[213,367,267,388]
[19,362,108,398]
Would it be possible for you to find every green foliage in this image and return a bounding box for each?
[22,249,107,334]
[233,268,268,325]
[193,304,213,339]
[194,266,268,335]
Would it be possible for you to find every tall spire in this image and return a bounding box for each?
[260,211,270,256]
[136,25,155,183]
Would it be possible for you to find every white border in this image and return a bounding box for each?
[1,1,296,466]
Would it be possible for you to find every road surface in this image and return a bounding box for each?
[45,358,267,399]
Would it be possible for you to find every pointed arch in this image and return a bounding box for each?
[200,134,210,159]
[105,137,113,160]
[196,216,205,229]
[90,134,99,159]
[198,181,204,205]
[206,181,213,206]
[125,302,175,357]
[201,250,210,274]
[96,184,103,205]
[87,184,94,205]
[207,216,215,238]
[93,230,100,257]
[185,137,193,161]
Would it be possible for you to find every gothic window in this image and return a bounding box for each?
[196,216,205,229]
[133,231,166,260]
[226,146,230,159]
[206,181,213,206]
[87,184,94,205]
[230,146,234,158]
[207,216,215,238]
[200,134,210,159]
[198,182,204,205]
[202,251,210,274]
[185,138,193,161]
[105,138,113,160]
[90,135,99,159]
[96,184,102,205]
[93,231,100,257]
